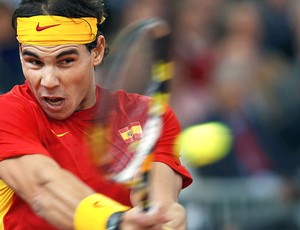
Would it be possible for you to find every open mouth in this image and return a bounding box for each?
[44,97,64,106]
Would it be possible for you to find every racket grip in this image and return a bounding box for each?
[131,171,151,212]
[133,153,154,212]
[140,172,150,212]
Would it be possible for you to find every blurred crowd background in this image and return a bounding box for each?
[2,0,300,229]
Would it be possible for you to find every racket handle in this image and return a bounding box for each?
[131,170,150,212]
[140,172,150,212]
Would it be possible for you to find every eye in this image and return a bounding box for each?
[58,58,75,66]
[25,58,43,67]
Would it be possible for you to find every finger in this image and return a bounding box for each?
[123,206,169,229]
[163,203,187,230]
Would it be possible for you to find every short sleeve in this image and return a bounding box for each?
[0,94,49,160]
[153,104,193,188]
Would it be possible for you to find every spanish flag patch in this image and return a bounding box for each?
[119,122,143,144]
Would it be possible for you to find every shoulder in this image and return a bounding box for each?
[0,84,43,119]
[110,89,178,124]
[1,84,35,106]
[111,89,151,104]
[97,86,179,126]
[100,88,151,113]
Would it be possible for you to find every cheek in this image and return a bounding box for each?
[69,66,93,86]
[65,64,95,94]
[74,60,95,84]
[21,66,40,87]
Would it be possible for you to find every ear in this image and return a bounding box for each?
[92,35,106,66]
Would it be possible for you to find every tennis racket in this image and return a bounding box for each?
[90,18,174,211]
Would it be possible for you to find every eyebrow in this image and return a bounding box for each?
[21,49,80,59]
[22,50,39,59]
[56,49,80,59]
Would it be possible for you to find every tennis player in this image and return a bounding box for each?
[0,0,192,229]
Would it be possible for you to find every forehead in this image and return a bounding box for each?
[20,43,88,57]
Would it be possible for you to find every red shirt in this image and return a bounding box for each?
[0,83,192,229]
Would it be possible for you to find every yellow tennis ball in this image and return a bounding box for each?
[179,122,233,167]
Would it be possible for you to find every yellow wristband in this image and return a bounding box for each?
[74,193,130,230]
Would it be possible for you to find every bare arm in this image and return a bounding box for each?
[150,162,186,229]
[128,162,186,230]
[149,162,183,203]
[0,154,94,229]
[0,155,185,230]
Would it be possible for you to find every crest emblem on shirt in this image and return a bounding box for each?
[119,122,143,144]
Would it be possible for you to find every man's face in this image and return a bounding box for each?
[19,39,104,120]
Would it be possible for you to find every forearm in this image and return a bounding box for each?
[0,154,94,229]
[131,161,182,206]
[151,162,182,201]
[128,162,186,230]
[32,168,95,229]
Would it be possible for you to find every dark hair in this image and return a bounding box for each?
[12,0,109,56]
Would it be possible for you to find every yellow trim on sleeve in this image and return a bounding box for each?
[0,180,14,230]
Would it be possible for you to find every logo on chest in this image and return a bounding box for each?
[118,122,143,144]
[51,129,70,138]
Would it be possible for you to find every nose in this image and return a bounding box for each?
[40,66,59,89]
